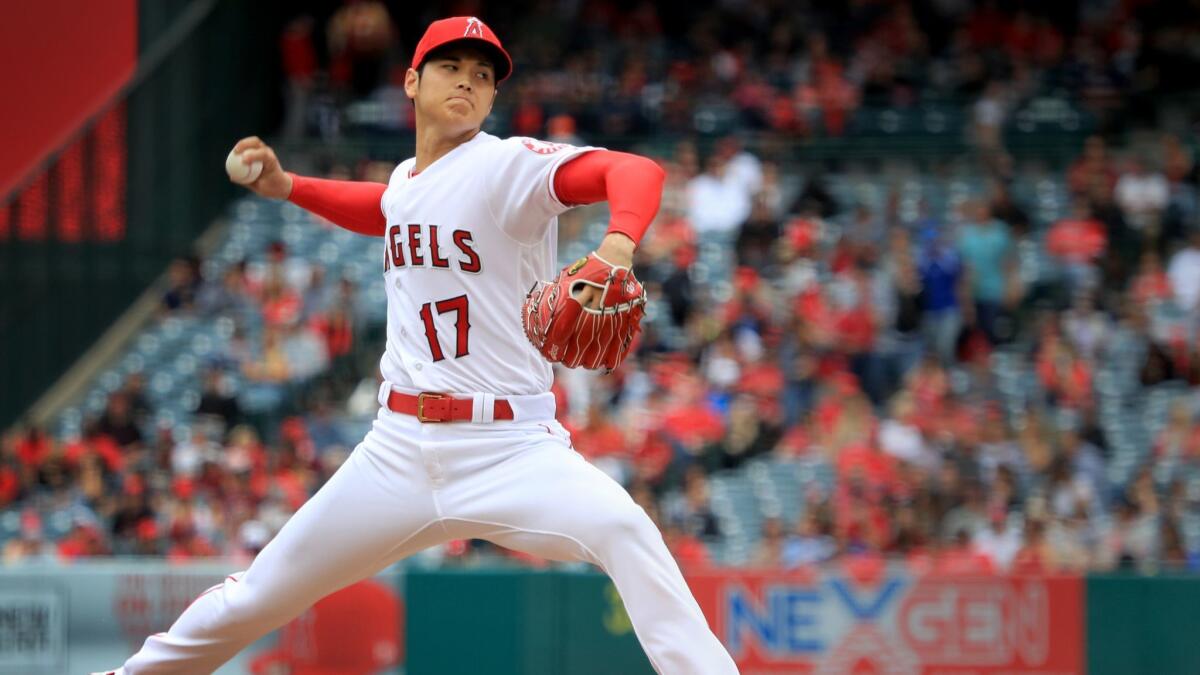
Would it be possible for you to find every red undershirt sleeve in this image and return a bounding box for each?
[553,150,665,245]
[286,172,388,237]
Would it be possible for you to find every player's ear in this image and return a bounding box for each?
[404,68,420,100]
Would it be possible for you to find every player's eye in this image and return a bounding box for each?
[476,71,491,81]
[442,63,457,71]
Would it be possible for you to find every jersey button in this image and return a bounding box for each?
[414,363,423,371]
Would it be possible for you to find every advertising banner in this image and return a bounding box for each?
[687,566,1084,675]
[0,564,405,675]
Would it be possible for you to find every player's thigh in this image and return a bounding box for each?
[239,439,444,609]
[443,430,657,564]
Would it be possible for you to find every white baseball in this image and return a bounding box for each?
[225,149,263,185]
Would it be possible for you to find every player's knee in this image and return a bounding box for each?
[220,574,295,632]
[593,502,657,552]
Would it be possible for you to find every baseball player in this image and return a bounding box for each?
[98,16,738,675]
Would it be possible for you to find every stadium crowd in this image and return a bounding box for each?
[276,0,1200,140]
[2,0,1200,575]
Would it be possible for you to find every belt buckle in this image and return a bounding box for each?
[416,392,452,423]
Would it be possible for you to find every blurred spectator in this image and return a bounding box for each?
[1046,201,1107,293]
[1011,517,1051,573]
[956,199,1014,344]
[571,403,632,484]
[195,368,241,431]
[1098,496,1159,572]
[95,393,143,448]
[1068,136,1118,197]
[261,273,303,327]
[1062,293,1110,362]
[971,81,1010,151]
[782,513,836,567]
[198,263,252,317]
[546,114,583,146]
[1130,251,1173,306]
[663,520,712,570]
[326,0,394,98]
[878,393,935,471]
[667,468,722,544]
[972,509,1022,571]
[282,322,329,382]
[705,394,779,472]
[917,226,964,364]
[244,328,291,384]
[279,15,318,139]
[3,511,53,564]
[1167,229,1200,312]
[687,151,754,237]
[162,258,201,313]
[1115,157,1169,245]
[941,481,988,543]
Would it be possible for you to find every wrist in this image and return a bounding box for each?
[283,172,297,200]
[597,232,636,267]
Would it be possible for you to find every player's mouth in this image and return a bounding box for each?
[447,95,473,107]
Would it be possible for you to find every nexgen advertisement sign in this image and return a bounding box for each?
[687,567,1083,674]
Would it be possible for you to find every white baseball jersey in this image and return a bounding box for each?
[378,132,597,396]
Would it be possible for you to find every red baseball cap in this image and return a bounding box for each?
[411,16,513,83]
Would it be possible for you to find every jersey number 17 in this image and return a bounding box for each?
[419,295,470,361]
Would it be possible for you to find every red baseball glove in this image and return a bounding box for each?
[521,253,647,372]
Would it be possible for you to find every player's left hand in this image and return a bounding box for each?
[574,233,636,309]
[521,237,646,372]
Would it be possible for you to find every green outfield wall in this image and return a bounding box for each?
[406,566,1200,675]
[405,568,653,675]
[1086,573,1200,675]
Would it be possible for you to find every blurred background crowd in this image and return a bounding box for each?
[4,0,1200,577]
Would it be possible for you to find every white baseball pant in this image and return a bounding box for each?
[121,385,738,674]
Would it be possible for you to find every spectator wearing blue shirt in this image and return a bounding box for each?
[956,200,1014,345]
[917,223,964,363]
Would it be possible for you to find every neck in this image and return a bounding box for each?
[414,125,481,173]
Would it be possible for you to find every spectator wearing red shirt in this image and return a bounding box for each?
[1067,135,1118,197]
[15,426,51,467]
[1035,326,1094,411]
[571,403,632,484]
[57,522,108,560]
[1129,250,1172,305]
[260,274,303,327]
[663,520,712,570]
[935,529,997,576]
[279,15,318,139]
[1047,201,1108,293]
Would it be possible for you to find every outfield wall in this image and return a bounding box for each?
[3,562,1199,674]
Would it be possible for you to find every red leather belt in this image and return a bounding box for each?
[386,391,514,423]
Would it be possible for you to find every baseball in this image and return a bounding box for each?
[225,149,263,185]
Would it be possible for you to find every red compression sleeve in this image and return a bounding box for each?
[286,172,388,237]
[553,150,665,244]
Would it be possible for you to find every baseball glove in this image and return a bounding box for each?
[521,253,647,372]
